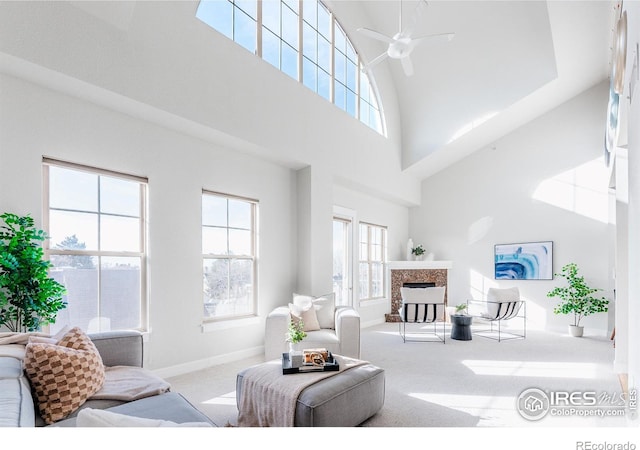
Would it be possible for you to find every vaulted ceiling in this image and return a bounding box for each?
[331,0,616,179]
[2,1,618,184]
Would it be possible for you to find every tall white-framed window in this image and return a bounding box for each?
[196,0,385,135]
[332,214,353,307]
[202,190,258,320]
[358,222,386,301]
[43,158,148,334]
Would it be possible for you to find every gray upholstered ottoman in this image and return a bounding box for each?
[236,361,385,427]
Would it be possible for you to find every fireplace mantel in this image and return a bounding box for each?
[387,261,453,270]
[385,261,453,322]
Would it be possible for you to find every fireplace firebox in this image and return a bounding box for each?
[386,261,451,322]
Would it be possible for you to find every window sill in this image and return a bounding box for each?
[200,315,261,333]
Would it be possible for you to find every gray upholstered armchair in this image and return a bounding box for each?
[264,294,360,361]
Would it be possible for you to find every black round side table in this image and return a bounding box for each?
[451,314,473,341]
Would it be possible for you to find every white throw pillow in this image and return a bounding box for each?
[487,287,520,302]
[288,302,321,331]
[400,286,446,304]
[484,287,520,319]
[76,408,212,427]
[293,293,335,329]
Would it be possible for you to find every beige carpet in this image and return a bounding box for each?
[166,321,628,428]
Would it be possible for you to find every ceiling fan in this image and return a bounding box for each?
[357,0,454,77]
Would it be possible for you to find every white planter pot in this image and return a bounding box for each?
[569,325,584,337]
[289,342,303,367]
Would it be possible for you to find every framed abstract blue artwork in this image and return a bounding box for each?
[494,241,553,280]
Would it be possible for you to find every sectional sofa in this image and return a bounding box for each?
[0,330,214,427]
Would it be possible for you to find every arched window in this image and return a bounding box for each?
[196,0,385,135]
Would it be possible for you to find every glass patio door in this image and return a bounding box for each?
[332,209,354,307]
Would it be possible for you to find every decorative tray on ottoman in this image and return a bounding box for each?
[282,351,340,375]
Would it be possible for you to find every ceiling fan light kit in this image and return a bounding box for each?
[358,0,455,76]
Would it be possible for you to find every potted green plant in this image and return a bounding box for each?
[286,319,306,350]
[411,244,425,261]
[546,263,609,337]
[286,319,306,367]
[454,303,468,315]
[0,213,67,332]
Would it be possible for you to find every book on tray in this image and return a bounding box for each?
[302,348,329,366]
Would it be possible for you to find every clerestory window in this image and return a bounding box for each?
[196,0,385,135]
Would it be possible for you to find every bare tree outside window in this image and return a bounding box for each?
[44,159,147,334]
[202,191,257,320]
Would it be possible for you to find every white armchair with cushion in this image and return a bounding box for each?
[264,293,360,361]
[467,286,526,342]
[398,286,447,343]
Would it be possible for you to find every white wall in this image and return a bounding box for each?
[0,0,420,206]
[621,0,640,424]
[0,0,421,373]
[410,81,614,336]
[0,74,297,371]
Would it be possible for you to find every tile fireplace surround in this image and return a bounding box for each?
[386,261,453,322]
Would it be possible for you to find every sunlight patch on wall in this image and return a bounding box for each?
[462,360,602,379]
[469,268,498,300]
[532,157,610,223]
[447,112,498,144]
[469,268,548,329]
[467,216,494,245]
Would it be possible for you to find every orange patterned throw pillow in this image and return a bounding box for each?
[24,327,106,424]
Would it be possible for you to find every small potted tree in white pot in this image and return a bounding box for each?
[286,319,306,367]
[547,263,609,337]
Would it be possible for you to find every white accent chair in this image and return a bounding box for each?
[398,286,447,343]
[468,286,526,342]
[264,294,360,361]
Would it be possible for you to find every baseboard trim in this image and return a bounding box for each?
[152,346,264,379]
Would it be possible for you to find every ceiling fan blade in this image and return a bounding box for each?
[404,0,429,37]
[401,55,414,76]
[357,27,396,45]
[412,32,455,45]
[363,52,390,72]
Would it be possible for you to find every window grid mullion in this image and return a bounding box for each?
[97,176,102,252]
[97,255,102,328]
[96,176,102,323]
[195,0,384,135]
[356,60,361,119]
[226,199,231,256]
[257,0,263,57]
[368,225,373,297]
[329,10,334,103]
[48,249,143,258]
[298,0,303,82]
